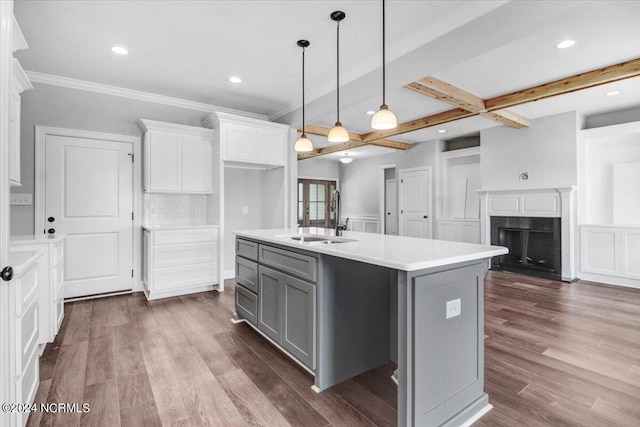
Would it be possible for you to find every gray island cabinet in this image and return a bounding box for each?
[233,228,507,427]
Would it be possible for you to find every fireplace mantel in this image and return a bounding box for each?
[477,187,577,281]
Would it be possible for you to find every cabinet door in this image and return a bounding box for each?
[258,265,283,343]
[437,221,457,242]
[9,90,21,185]
[145,131,182,192]
[182,136,212,193]
[224,124,257,161]
[282,274,315,369]
[458,222,481,244]
[257,129,286,166]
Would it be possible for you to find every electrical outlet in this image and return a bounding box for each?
[10,193,32,206]
[242,206,249,215]
[446,298,461,319]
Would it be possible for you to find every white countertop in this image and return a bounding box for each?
[142,225,220,231]
[234,228,508,272]
[9,250,43,277]
[11,233,65,245]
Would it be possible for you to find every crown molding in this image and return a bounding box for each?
[25,71,268,121]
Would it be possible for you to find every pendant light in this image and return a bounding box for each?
[339,153,353,164]
[294,40,314,152]
[371,0,397,130]
[328,11,349,143]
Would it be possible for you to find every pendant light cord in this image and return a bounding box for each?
[382,0,386,107]
[301,44,306,136]
[336,19,341,124]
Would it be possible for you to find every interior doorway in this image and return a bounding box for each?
[399,166,432,238]
[379,164,397,235]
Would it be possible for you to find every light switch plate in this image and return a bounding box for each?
[10,193,32,206]
[446,298,461,319]
[242,206,249,215]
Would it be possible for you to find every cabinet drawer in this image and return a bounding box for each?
[153,228,218,246]
[153,243,216,268]
[236,238,258,261]
[151,263,217,291]
[236,256,258,293]
[235,285,258,326]
[17,301,38,376]
[259,244,318,282]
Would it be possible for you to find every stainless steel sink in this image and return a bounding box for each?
[288,235,355,244]
[291,236,330,243]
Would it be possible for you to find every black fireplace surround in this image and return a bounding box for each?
[490,216,561,281]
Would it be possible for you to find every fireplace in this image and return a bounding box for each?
[491,216,562,280]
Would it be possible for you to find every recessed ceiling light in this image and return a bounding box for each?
[229,76,242,84]
[366,110,376,115]
[438,129,446,133]
[111,46,128,55]
[556,40,575,49]
[606,90,620,97]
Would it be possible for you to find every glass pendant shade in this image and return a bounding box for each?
[371,105,397,130]
[328,123,349,143]
[294,135,314,152]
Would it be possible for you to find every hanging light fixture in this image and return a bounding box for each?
[339,153,353,164]
[371,0,397,130]
[294,40,314,152]
[328,11,349,143]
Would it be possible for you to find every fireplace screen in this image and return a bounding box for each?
[490,216,561,280]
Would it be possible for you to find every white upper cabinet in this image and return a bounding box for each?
[139,120,214,194]
[204,112,290,167]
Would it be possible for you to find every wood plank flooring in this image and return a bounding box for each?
[28,271,640,426]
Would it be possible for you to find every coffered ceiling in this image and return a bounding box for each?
[14,1,640,160]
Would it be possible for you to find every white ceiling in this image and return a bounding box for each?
[14,0,640,162]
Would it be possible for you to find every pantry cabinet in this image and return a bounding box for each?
[139,120,214,194]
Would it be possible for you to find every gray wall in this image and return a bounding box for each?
[11,83,210,234]
[339,153,395,217]
[297,157,339,182]
[585,107,640,129]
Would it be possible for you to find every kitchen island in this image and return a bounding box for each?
[233,228,507,427]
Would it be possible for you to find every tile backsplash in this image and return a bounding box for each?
[144,194,208,227]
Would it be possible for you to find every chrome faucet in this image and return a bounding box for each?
[330,189,346,236]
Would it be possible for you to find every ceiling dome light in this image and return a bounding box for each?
[295,40,314,153]
[438,129,446,133]
[606,90,620,97]
[229,76,242,84]
[371,0,397,130]
[367,110,376,115]
[339,153,354,164]
[111,46,128,55]
[328,11,350,143]
[556,40,575,49]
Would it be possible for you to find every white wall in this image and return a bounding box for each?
[443,155,481,219]
[480,111,579,191]
[297,157,339,181]
[340,153,395,217]
[11,83,208,235]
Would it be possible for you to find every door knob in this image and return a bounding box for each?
[423,215,428,218]
[48,217,55,222]
[1,266,13,281]
[48,228,55,234]
[387,212,391,215]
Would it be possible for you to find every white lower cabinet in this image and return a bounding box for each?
[8,250,43,427]
[143,227,219,300]
[437,219,481,244]
[580,225,640,286]
[10,235,65,348]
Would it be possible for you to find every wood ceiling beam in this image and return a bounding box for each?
[296,126,411,160]
[405,76,530,128]
[485,57,640,110]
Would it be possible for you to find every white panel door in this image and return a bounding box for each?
[46,135,133,298]
[385,179,397,235]
[400,168,431,238]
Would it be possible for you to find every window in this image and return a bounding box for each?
[298,179,337,228]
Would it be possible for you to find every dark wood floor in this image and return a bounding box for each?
[27,271,640,426]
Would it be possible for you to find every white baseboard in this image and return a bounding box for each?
[577,272,640,289]
[143,283,216,301]
[223,269,235,280]
[460,404,493,427]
